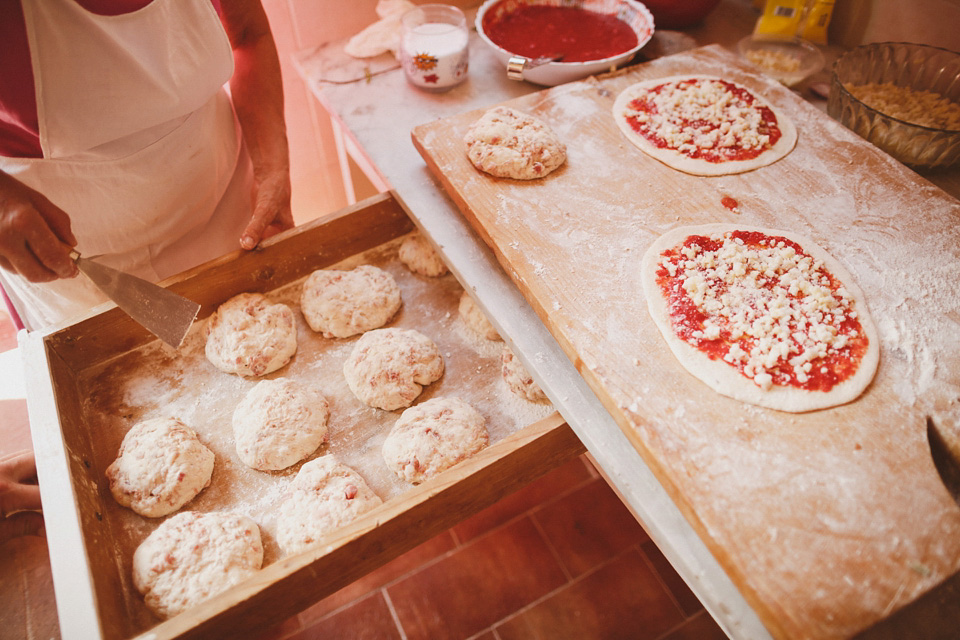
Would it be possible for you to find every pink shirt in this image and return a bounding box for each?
[0,0,221,158]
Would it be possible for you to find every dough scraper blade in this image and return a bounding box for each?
[71,251,200,349]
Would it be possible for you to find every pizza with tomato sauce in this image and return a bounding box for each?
[613,75,797,176]
[641,225,879,412]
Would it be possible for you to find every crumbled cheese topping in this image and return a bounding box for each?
[663,233,859,390]
[627,79,771,155]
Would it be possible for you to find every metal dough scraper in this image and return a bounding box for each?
[71,251,200,349]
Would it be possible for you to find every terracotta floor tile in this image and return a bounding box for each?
[387,516,567,640]
[495,548,686,640]
[452,456,593,543]
[661,610,727,640]
[0,536,60,640]
[641,540,704,618]
[294,591,401,640]
[533,477,649,577]
[299,530,457,625]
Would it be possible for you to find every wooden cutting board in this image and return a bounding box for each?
[412,45,960,639]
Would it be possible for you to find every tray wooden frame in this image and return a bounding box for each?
[21,191,584,640]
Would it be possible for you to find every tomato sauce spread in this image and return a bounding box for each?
[655,230,868,392]
[482,4,638,62]
[627,78,782,163]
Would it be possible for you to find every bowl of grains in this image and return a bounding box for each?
[827,42,960,169]
[737,34,824,87]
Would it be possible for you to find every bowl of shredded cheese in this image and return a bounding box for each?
[828,42,960,169]
[737,35,824,88]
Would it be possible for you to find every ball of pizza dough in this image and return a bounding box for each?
[382,396,489,484]
[232,378,330,471]
[463,106,567,180]
[205,293,297,377]
[106,417,214,518]
[300,265,402,338]
[458,291,500,341]
[398,232,449,277]
[275,456,382,556]
[343,327,444,410]
[501,346,549,404]
[132,511,263,619]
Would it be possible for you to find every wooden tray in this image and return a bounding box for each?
[411,45,960,639]
[21,192,583,640]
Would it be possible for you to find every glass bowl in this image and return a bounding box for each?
[476,0,655,86]
[737,35,824,87]
[827,42,960,170]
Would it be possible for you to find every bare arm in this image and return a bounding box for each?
[219,0,294,250]
[0,170,77,282]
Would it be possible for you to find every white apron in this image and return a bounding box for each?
[0,0,254,330]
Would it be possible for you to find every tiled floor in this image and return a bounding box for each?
[251,454,726,640]
[0,307,726,639]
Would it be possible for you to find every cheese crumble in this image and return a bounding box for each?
[626,78,773,157]
[660,232,862,391]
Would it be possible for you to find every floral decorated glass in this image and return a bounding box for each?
[400,4,470,92]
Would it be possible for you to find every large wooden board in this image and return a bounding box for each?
[412,45,960,639]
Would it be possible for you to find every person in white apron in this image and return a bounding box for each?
[0,0,293,330]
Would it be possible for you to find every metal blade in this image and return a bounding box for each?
[927,415,960,509]
[74,256,200,349]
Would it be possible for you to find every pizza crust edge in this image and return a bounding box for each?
[640,223,880,413]
[613,75,798,177]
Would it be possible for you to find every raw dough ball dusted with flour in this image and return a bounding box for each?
[463,106,566,180]
[501,346,549,403]
[343,327,444,410]
[398,232,449,277]
[458,291,500,341]
[300,265,402,338]
[276,456,382,556]
[232,378,330,471]
[132,511,263,619]
[106,417,214,518]
[382,396,489,484]
[205,293,297,377]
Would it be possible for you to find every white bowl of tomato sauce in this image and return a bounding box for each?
[476,0,655,86]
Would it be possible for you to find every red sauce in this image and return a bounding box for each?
[655,231,869,392]
[482,4,638,63]
[628,79,782,163]
[721,196,739,211]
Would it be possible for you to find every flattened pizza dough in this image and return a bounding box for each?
[458,291,500,341]
[501,346,549,404]
[464,106,566,180]
[205,293,297,377]
[106,417,214,518]
[132,511,263,619]
[275,456,382,556]
[300,265,401,338]
[232,378,330,471]
[641,224,879,412]
[343,327,444,410]
[613,75,797,176]
[398,232,449,277]
[382,396,489,483]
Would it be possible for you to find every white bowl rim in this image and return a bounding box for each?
[475,0,656,69]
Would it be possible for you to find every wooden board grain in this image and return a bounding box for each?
[412,45,960,639]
